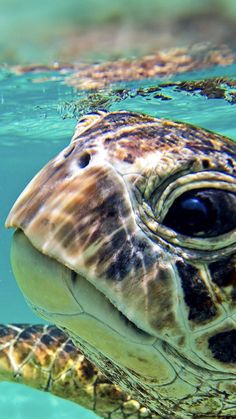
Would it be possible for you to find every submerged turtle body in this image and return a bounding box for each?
[6,111,236,418]
[0,324,148,419]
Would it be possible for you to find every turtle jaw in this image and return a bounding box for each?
[11,229,177,383]
[11,229,149,337]
[10,230,152,341]
[10,229,83,316]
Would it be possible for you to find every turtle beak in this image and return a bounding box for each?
[10,229,82,316]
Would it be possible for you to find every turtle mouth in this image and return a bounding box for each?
[64,266,151,340]
[33,271,147,335]
[68,268,148,335]
[11,229,153,344]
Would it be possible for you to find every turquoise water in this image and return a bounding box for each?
[0,64,236,418]
[0,383,98,419]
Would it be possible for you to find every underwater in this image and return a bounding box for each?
[0,1,236,418]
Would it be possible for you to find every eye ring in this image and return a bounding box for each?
[139,171,236,252]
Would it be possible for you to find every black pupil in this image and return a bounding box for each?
[163,188,236,237]
[181,197,209,226]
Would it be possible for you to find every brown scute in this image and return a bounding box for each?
[176,261,217,322]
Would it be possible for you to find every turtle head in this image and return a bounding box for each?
[6,111,236,408]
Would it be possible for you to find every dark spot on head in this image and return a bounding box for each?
[176,261,217,322]
[131,236,157,269]
[208,329,236,363]
[124,153,134,163]
[95,192,129,227]
[77,117,87,123]
[105,237,134,281]
[95,242,115,266]
[209,256,236,287]
[106,208,116,218]
[106,249,132,281]
[78,152,91,168]
[110,229,127,249]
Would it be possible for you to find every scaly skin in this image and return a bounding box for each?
[0,324,153,419]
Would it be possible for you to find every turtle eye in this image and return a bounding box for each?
[162,188,236,237]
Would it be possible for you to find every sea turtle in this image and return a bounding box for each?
[4,109,236,418]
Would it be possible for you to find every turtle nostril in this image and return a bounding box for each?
[78,152,91,168]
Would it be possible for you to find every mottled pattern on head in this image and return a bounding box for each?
[6,111,236,416]
[71,110,236,165]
